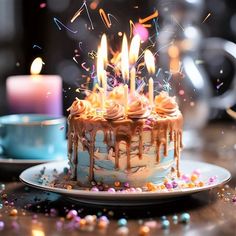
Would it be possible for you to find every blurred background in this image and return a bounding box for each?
[0,0,235,125]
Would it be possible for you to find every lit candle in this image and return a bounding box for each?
[124,84,128,114]
[129,35,141,94]
[121,34,129,84]
[144,50,155,107]
[6,57,62,115]
[97,47,105,112]
[101,34,108,93]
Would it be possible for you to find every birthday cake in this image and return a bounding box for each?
[67,35,183,188]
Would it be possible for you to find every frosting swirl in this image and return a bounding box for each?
[85,92,101,108]
[67,99,92,117]
[104,100,125,120]
[128,94,151,119]
[155,91,179,116]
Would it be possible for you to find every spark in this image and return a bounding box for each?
[195,60,204,64]
[33,44,42,49]
[172,16,184,31]
[202,13,211,24]
[154,42,173,56]
[99,8,118,28]
[73,57,79,64]
[216,82,224,90]
[129,20,136,38]
[81,62,90,71]
[139,10,158,24]
[40,3,46,8]
[53,17,78,33]
[71,1,94,30]
[162,80,171,93]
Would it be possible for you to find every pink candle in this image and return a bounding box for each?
[6,75,62,116]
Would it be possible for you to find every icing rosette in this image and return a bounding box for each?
[128,94,151,119]
[108,85,125,105]
[85,92,101,108]
[154,91,179,116]
[104,100,125,120]
[67,99,92,117]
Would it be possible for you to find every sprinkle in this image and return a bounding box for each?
[91,186,99,192]
[139,225,150,235]
[172,215,178,223]
[108,188,116,193]
[161,216,167,221]
[10,209,18,216]
[165,182,173,189]
[40,3,46,8]
[0,221,4,230]
[180,213,190,223]
[0,184,6,190]
[79,218,86,227]
[50,208,58,217]
[116,226,129,235]
[209,176,217,184]
[66,210,78,220]
[191,174,198,182]
[114,181,121,187]
[117,218,127,227]
[124,182,130,188]
[85,215,96,225]
[172,181,178,188]
[161,219,170,229]
[144,220,158,229]
[202,13,211,24]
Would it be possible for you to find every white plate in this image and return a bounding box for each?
[20,160,231,206]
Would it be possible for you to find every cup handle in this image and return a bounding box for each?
[203,37,236,109]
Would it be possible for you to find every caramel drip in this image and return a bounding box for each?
[68,113,183,182]
[73,136,78,180]
[138,127,143,160]
[126,143,131,170]
[115,142,120,169]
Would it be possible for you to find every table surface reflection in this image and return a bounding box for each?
[0,123,236,236]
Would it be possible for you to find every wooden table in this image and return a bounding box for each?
[1,123,236,236]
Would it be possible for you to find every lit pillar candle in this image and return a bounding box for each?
[6,57,62,116]
[121,34,130,115]
[121,34,129,84]
[97,47,105,113]
[124,84,128,114]
[129,35,140,94]
[101,34,108,94]
[144,50,155,107]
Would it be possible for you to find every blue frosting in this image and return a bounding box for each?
[70,130,176,187]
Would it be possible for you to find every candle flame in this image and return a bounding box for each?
[121,34,129,83]
[129,34,141,65]
[97,47,104,86]
[144,50,155,75]
[30,57,43,75]
[101,34,108,67]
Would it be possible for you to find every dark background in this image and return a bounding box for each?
[0,0,235,118]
